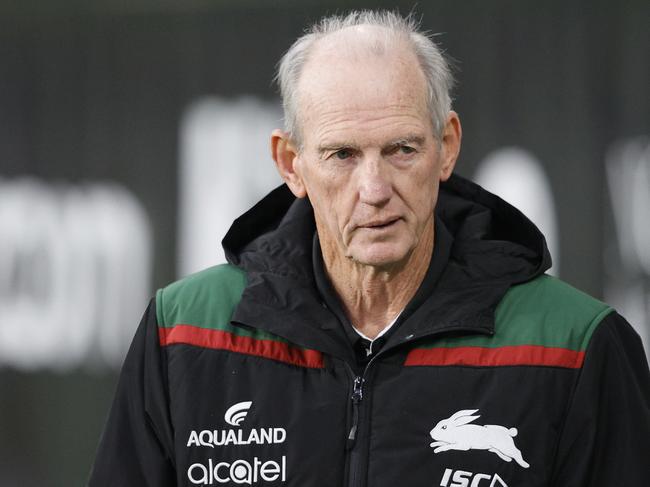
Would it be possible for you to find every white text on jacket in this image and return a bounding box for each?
[188,456,287,485]
[187,428,287,448]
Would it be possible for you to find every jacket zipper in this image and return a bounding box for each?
[347,375,364,448]
[343,326,491,487]
[344,355,379,487]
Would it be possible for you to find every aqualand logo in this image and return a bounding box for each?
[187,401,287,448]
[225,401,253,427]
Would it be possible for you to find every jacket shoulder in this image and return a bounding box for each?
[427,275,613,355]
[493,274,613,351]
[155,264,247,330]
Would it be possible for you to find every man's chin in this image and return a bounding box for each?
[347,243,411,269]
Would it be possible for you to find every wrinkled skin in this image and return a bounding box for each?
[271,27,461,334]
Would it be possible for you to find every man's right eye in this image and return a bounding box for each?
[334,149,353,160]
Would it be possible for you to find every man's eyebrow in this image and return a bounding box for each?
[385,134,426,147]
[316,135,426,156]
[317,141,360,156]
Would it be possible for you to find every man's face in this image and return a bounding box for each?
[279,35,459,270]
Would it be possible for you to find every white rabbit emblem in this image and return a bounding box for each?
[429,409,530,469]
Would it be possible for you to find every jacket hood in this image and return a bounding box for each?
[223,174,552,356]
[224,174,550,279]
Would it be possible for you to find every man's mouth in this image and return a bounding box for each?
[361,217,400,229]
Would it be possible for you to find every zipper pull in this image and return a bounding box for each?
[351,376,364,403]
[347,376,364,449]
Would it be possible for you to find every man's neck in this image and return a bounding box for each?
[320,221,434,340]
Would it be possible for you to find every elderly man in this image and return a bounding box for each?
[89,10,650,487]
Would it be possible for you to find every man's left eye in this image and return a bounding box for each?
[399,145,416,154]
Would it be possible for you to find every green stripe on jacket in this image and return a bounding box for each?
[418,275,612,351]
[155,264,289,344]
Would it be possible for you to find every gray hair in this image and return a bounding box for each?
[275,10,455,145]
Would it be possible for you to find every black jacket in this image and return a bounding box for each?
[89,175,650,487]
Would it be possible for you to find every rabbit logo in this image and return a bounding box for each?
[429,409,530,469]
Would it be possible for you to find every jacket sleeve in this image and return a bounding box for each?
[87,298,176,486]
[551,311,650,486]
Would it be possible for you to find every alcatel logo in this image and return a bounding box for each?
[188,456,287,485]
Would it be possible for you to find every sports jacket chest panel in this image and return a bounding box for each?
[165,346,350,487]
[357,275,613,487]
[364,361,576,487]
[156,265,352,486]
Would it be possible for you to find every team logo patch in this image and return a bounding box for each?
[429,409,530,469]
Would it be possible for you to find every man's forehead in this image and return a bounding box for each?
[299,35,425,100]
[297,44,429,135]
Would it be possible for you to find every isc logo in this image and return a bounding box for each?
[440,468,508,487]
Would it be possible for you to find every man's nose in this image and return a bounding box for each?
[358,157,393,206]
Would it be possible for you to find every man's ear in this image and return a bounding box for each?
[439,111,462,182]
[270,129,307,198]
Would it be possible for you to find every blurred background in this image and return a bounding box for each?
[1,0,649,485]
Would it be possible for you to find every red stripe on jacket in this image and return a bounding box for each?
[159,324,324,369]
[405,344,585,368]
